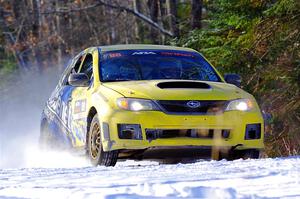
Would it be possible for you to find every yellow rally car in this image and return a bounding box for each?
[40,45,264,166]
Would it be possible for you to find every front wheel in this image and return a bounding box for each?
[226,149,260,160]
[87,114,118,166]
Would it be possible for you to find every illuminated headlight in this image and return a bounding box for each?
[225,99,254,111]
[117,98,160,111]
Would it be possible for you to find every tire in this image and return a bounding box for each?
[227,149,260,160]
[242,149,260,159]
[39,121,58,150]
[87,114,118,167]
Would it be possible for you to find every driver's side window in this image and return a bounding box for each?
[71,55,84,75]
[79,53,93,80]
[61,55,84,86]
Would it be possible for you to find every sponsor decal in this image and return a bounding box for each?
[132,51,156,55]
[71,119,86,145]
[108,52,122,58]
[74,99,86,114]
[160,52,194,57]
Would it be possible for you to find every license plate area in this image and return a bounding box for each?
[145,128,231,141]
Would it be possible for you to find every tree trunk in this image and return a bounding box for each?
[167,0,179,37]
[102,7,111,44]
[31,0,43,71]
[159,0,166,43]
[147,0,159,44]
[191,0,202,29]
[31,0,39,38]
[12,0,30,69]
[124,12,129,44]
[133,0,144,42]
[109,9,116,44]
[55,0,62,68]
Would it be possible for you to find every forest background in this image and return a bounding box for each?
[0,0,299,157]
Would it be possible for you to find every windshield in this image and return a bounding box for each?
[99,50,221,82]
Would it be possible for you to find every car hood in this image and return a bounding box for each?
[101,80,245,100]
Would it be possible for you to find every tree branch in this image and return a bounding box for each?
[38,0,174,37]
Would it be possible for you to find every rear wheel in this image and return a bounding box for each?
[87,114,118,166]
[39,121,58,150]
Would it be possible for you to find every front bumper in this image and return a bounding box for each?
[99,109,264,152]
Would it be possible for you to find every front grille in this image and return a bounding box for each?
[157,100,227,114]
[145,129,231,141]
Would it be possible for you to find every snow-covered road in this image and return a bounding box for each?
[0,156,299,199]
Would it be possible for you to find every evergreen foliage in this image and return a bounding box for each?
[174,0,300,156]
[0,30,16,88]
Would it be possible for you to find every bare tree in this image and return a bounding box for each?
[30,0,43,70]
[1,0,180,71]
[167,0,179,37]
[191,0,202,29]
[133,0,145,42]
[147,0,160,43]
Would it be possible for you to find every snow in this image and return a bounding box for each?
[0,156,299,199]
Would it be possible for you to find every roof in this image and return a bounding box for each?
[97,44,197,53]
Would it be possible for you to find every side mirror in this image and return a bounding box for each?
[224,73,242,87]
[68,73,89,87]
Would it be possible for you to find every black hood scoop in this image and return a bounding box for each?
[157,81,211,89]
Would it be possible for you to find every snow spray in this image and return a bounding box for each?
[0,67,88,168]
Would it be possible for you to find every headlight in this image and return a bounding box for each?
[225,99,254,111]
[117,98,160,111]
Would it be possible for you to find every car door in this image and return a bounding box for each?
[67,52,94,148]
[57,53,85,147]
[45,82,62,142]
[44,57,76,147]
